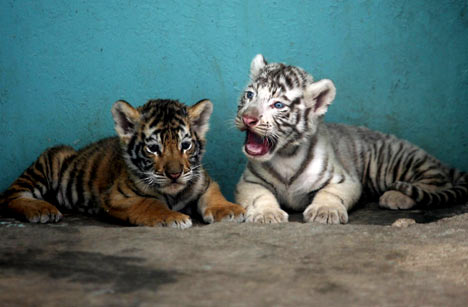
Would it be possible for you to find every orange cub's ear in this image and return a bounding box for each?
[111,100,140,142]
[188,99,213,139]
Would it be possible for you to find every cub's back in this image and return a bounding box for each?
[55,137,126,213]
[324,123,450,196]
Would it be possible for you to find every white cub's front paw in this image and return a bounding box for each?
[246,207,289,224]
[304,202,348,224]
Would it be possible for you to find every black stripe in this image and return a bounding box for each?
[56,154,76,196]
[288,134,318,185]
[360,148,369,188]
[366,143,379,195]
[127,135,137,156]
[162,194,172,209]
[291,97,301,106]
[315,176,333,192]
[199,173,211,196]
[374,141,387,192]
[3,187,31,200]
[337,176,345,184]
[117,184,130,198]
[13,179,36,193]
[398,149,419,182]
[25,166,48,189]
[284,74,293,90]
[307,154,328,187]
[250,195,263,210]
[347,136,359,176]
[307,190,317,204]
[303,107,311,131]
[128,182,149,197]
[273,117,286,134]
[406,157,428,182]
[174,170,202,201]
[43,150,53,186]
[246,164,278,196]
[87,153,104,208]
[389,142,405,183]
[380,142,394,188]
[411,185,422,202]
[277,144,299,157]
[263,162,287,185]
[432,192,442,206]
[75,168,86,207]
[37,152,53,189]
[418,175,448,185]
[412,164,441,180]
[65,167,78,206]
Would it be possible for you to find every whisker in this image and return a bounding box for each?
[223,118,239,131]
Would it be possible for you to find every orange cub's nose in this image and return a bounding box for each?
[166,171,182,179]
[242,115,259,127]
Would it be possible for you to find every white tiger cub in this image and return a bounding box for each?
[234,54,468,224]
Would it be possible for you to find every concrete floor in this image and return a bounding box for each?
[1,203,468,307]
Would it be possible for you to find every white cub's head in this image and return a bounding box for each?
[235,54,337,161]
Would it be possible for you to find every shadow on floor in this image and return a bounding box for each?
[1,202,468,227]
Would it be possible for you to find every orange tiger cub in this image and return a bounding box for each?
[1,98,245,228]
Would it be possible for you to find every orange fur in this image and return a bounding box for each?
[198,181,246,223]
[1,99,244,228]
[103,196,191,227]
[8,198,62,223]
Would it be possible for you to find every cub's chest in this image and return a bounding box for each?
[267,143,328,184]
[260,151,329,210]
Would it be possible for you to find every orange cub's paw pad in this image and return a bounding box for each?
[203,203,246,223]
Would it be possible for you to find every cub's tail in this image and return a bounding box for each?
[391,168,468,207]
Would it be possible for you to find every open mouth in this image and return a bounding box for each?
[244,130,272,156]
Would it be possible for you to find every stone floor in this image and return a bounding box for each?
[1,203,468,307]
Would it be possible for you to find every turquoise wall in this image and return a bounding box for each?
[1,0,467,201]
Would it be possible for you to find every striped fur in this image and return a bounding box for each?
[1,99,245,228]
[235,54,468,224]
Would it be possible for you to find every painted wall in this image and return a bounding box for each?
[1,0,467,201]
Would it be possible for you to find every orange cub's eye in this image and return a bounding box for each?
[181,141,192,151]
[146,144,160,154]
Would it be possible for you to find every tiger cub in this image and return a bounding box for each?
[1,98,245,228]
[234,54,468,224]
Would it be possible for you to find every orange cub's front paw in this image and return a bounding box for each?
[202,202,246,224]
[9,198,63,223]
[131,210,192,229]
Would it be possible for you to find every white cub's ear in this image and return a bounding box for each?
[250,54,267,79]
[304,79,336,116]
[112,100,140,141]
[188,99,213,139]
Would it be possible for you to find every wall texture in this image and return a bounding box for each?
[1,0,467,200]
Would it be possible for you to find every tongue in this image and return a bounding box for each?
[245,131,270,156]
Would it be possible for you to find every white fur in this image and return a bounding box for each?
[237,127,362,225]
[250,54,267,79]
[235,56,359,224]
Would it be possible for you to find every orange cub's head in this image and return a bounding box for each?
[112,98,213,194]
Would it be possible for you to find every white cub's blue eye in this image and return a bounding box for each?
[246,91,254,99]
[273,102,285,109]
